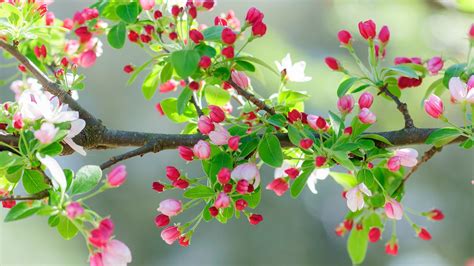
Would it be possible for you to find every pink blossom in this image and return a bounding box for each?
[66,202,84,219]
[467,75,474,90]
[358,92,374,109]
[157,199,182,217]
[139,0,155,10]
[89,219,115,248]
[358,19,376,40]
[395,148,418,167]
[107,165,127,187]
[89,253,103,266]
[346,183,372,212]
[427,56,443,75]
[208,124,230,145]
[193,140,211,159]
[358,108,376,124]
[337,95,354,114]
[449,77,474,104]
[34,122,58,144]
[266,177,289,196]
[214,192,230,208]
[197,115,214,134]
[385,199,403,220]
[101,240,132,266]
[387,156,401,172]
[231,162,260,188]
[78,50,97,68]
[161,226,181,245]
[424,94,444,119]
[231,70,250,89]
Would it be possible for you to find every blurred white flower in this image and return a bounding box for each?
[346,183,372,212]
[64,119,87,156]
[306,168,330,194]
[34,123,58,144]
[36,154,66,193]
[275,54,312,82]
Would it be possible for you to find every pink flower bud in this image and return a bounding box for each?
[424,94,444,119]
[287,109,301,123]
[222,46,234,59]
[358,19,376,40]
[236,179,249,194]
[78,50,97,68]
[252,22,267,37]
[235,199,248,211]
[221,27,237,44]
[427,56,443,75]
[358,108,376,124]
[171,5,181,17]
[368,227,381,242]
[199,56,212,68]
[385,241,399,256]
[139,0,155,10]
[75,26,92,43]
[231,70,250,89]
[202,0,215,10]
[344,126,353,135]
[161,226,181,245]
[324,57,341,71]
[66,202,84,219]
[417,227,432,241]
[89,253,102,266]
[107,165,127,187]
[337,30,352,45]
[245,7,264,25]
[248,214,263,225]
[172,178,189,190]
[45,12,55,26]
[159,80,178,93]
[299,138,313,149]
[214,192,230,208]
[178,146,194,161]
[469,23,474,39]
[387,156,401,172]
[266,177,289,196]
[315,156,327,167]
[426,209,444,221]
[189,29,204,44]
[337,95,355,114]
[285,168,300,179]
[358,92,374,109]
[157,199,182,217]
[155,214,170,227]
[209,105,225,123]
[123,64,134,73]
[209,124,230,145]
[384,199,403,220]
[193,140,211,159]
[198,115,215,134]
[228,136,240,151]
[217,168,231,184]
[166,166,180,181]
[89,219,114,248]
[378,25,390,44]
[152,181,165,192]
[13,113,23,129]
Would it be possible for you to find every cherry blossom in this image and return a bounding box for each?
[275,54,312,82]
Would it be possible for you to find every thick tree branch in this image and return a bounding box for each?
[378,85,415,129]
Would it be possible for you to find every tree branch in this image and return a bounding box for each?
[0,190,49,202]
[227,79,276,115]
[378,84,415,129]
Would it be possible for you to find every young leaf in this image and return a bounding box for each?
[359,134,393,146]
[329,172,357,190]
[204,85,231,106]
[115,2,139,23]
[202,26,224,41]
[141,65,161,100]
[347,225,369,264]
[23,169,49,194]
[160,98,197,123]
[266,113,287,128]
[443,63,466,88]
[235,60,256,72]
[107,22,126,49]
[243,187,261,208]
[171,50,200,78]
[183,185,215,199]
[258,134,283,167]
[385,65,419,78]
[290,165,315,198]
[57,216,79,240]
[337,77,359,97]
[70,165,102,195]
[177,87,194,115]
[4,202,42,222]
[425,127,462,147]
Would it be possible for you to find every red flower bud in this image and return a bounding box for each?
[172,178,189,189]
[169,32,178,41]
[221,27,237,45]
[166,166,180,181]
[358,19,377,40]
[18,64,27,73]
[178,146,194,161]
[155,214,170,227]
[75,26,92,43]
[368,227,381,242]
[179,236,190,247]
[245,7,264,25]
[324,57,341,71]
[2,200,16,209]
[385,241,399,256]
[123,64,134,74]
[209,105,225,123]
[316,117,327,130]
[344,126,353,135]
[217,168,231,184]
[284,168,300,179]
[199,56,212,68]
[155,103,165,116]
[223,183,233,193]
[417,227,432,241]
[152,181,165,192]
[188,6,197,19]
[265,178,289,196]
[236,179,249,194]
[287,109,301,123]
[235,199,248,211]
[140,34,152,43]
[202,0,215,10]
[228,136,240,151]
[221,46,234,59]
[378,25,390,44]
[154,10,163,19]
[171,5,181,17]
[426,209,444,221]
[189,81,200,91]
[128,30,139,42]
[343,220,353,231]
[337,30,352,45]
[248,214,263,225]
[189,29,204,44]
[252,22,267,37]
[315,156,327,167]
[209,206,219,217]
[299,138,313,150]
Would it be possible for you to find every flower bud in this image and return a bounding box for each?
[387,156,401,172]
[315,156,327,167]
[179,236,190,247]
[193,140,211,159]
[378,25,390,44]
[384,199,403,220]
[178,146,194,161]
[172,178,189,189]
[287,109,301,123]
[385,241,399,256]
[235,199,248,211]
[324,57,341,71]
[78,50,97,68]
[337,95,355,114]
[188,6,197,19]
[189,29,204,44]
[199,56,212,68]
[358,19,376,40]
[189,81,200,91]
[198,116,214,135]
[425,209,444,221]
[299,138,313,150]
[223,183,233,193]
[248,214,263,225]
[221,27,237,44]
[221,46,234,59]
[155,214,170,227]
[123,64,134,74]
[161,226,181,245]
[13,113,24,129]
[343,219,353,230]
[245,7,264,25]
[202,0,215,10]
[284,168,300,179]
[228,136,240,151]
[427,56,443,76]
[368,227,381,242]
[171,5,181,17]
[424,94,444,119]
[358,108,376,124]
[337,30,352,45]
[358,92,374,109]
[18,64,27,73]
[316,117,328,130]
[343,126,353,135]
[231,70,250,89]
[157,199,182,217]
[469,23,474,39]
[236,179,249,194]
[217,168,231,184]
[252,22,267,37]
[169,32,178,41]
[209,105,225,123]
[152,181,165,192]
[209,206,219,217]
[107,165,127,187]
[214,192,230,208]
[128,30,139,42]
[209,124,231,145]
[166,166,180,181]
[139,0,155,10]
[266,177,289,196]
[154,10,163,19]
[417,227,432,241]
[66,202,84,219]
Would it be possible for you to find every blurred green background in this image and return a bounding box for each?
[1,0,473,265]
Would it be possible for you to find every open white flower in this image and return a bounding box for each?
[34,123,58,144]
[64,119,87,156]
[306,168,330,194]
[36,154,66,193]
[449,77,474,104]
[275,54,312,83]
[346,183,372,212]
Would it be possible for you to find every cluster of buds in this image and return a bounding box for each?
[88,218,132,265]
[337,92,376,125]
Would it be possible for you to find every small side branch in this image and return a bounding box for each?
[227,80,276,115]
[378,85,415,128]
[100,140,162,170]
[0,190,49,202]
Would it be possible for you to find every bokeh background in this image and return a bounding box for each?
[1,0,473,265]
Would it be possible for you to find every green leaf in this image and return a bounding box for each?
[202,26,224,41]
[5,166,24,183]
[238,134,259,158]
[267,114,287,127]
[207,152,233,184]
[127,58,153,85]
[160,98,197,123]
[70,165,102,195]
[115,2,139,23]
[290,165,315,198]
[386,65,419,78]
[171,50,200,78]
[39,142,63,156]
[160,62,173,83]
[347,227,369,265]
[332,151,355,170]
[287,125,302,146]
[360,134,393,146]
[237,56,279,75]
[337,77,359,97]
[57,216,79,240]
[425,127,462,147]
[235,60,256,72]
[258,134,283,167]
[328,111,344,136]
[4,202,41,222]
[243,187,261,208]
[177,87,194,115]
[183,185,215,199]
[141,66,161,100]
[204,85,230,106]
[0,151,23,170]
[357,169,374,188]
[443,63,466,88]
[23,169,49,194]
[194,43,216,57]
[422,78,444,102]
[329,172,357,190]
[107,22,126,49]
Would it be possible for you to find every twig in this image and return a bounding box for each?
[227,79,275,115]
[0,190,49,202]
[100,140,162,170]
[190,94,204,117]
[378,84,415,128]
